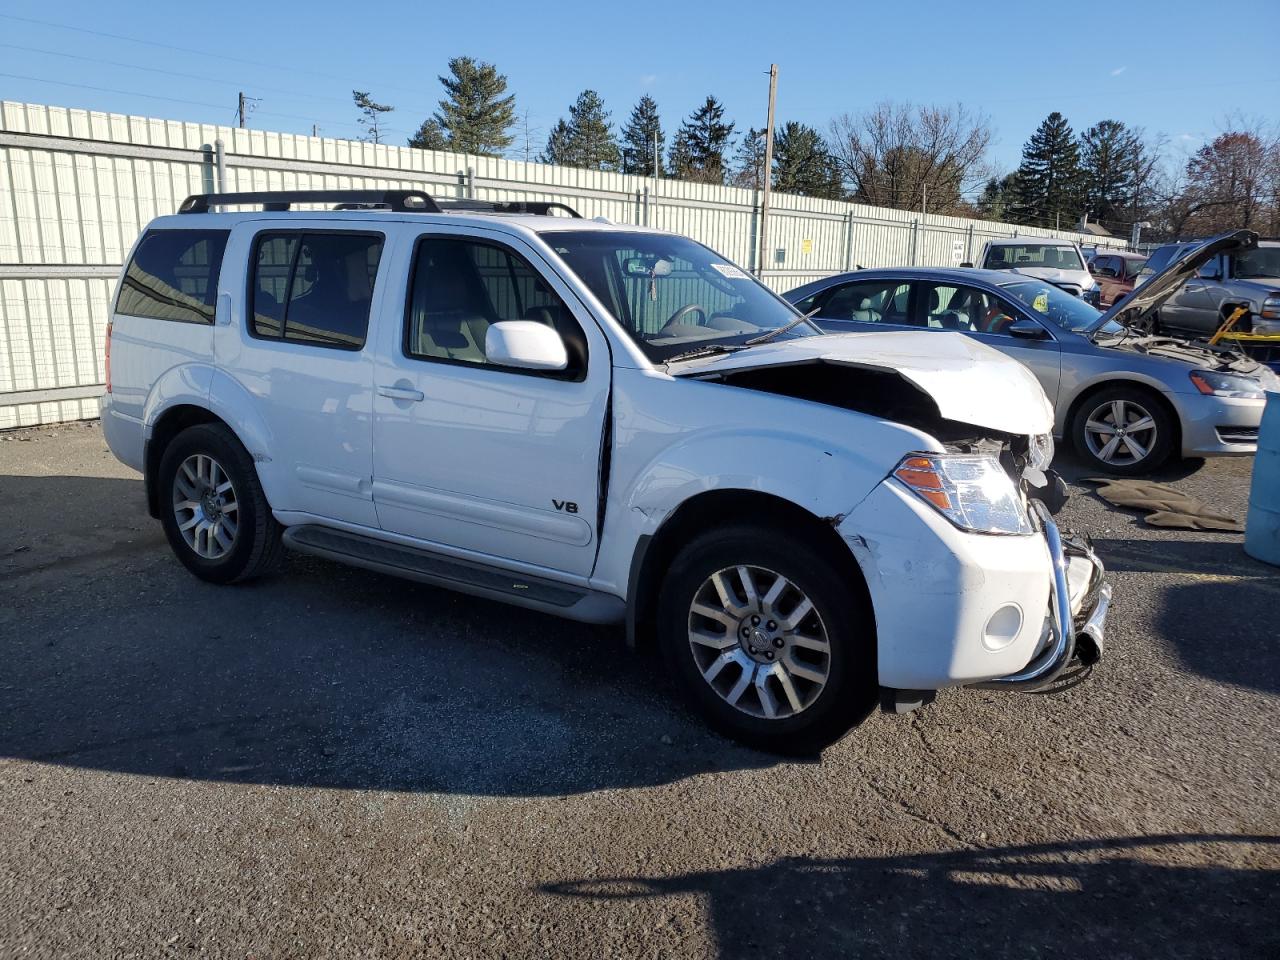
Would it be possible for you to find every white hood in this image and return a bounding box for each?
[677,331,1055,436]
[1009,266,1094,289]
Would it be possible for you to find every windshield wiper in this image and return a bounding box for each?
[663,343,748,364]
[743,308,821,346]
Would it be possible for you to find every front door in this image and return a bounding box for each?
[371,228,610,578]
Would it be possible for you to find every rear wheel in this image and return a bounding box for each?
[657,524,876,754]
[157,423,283,583]
[1071,386,1175,476]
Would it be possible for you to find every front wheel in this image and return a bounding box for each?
[1071,386,1175,476]
[657,524,876,754]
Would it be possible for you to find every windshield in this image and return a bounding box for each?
[984,243,1085,272]
[1123,257,1147,278]
[999,279,1118,334]
[1235,246,1280,279]
[546,231,815,362]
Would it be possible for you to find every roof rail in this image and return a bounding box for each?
[178,189,441,214]
[434,199,583,218]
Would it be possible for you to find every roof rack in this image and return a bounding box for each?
[434,199,583,218]
[176,190,583,219]
[178,190,441,214]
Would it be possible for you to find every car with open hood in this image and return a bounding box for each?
[100,189,1110,754]
[785,230,1279,476]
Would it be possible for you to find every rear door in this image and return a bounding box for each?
[216,223,387,527]
[370,226,610,578]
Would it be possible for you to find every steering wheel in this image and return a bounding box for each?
[661,303,708,331]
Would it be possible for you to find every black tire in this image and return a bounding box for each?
[657,524,876,755]
[157,423,283,584]
[1070,385,1175,477]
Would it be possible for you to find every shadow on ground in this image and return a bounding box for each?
[546,834,1280,959]
[0,475,782,796]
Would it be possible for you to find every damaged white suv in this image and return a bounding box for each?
[101,190,1111,753]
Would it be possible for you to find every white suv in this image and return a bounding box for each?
[101,189,1111,753]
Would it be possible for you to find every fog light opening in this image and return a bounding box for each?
[983,603,1023,651]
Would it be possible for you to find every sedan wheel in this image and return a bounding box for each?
[687,564,831,720]
[1083,398,1158,468]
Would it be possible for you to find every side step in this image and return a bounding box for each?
[282,525,624,625]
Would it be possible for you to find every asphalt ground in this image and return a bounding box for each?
[1,420,1277,959]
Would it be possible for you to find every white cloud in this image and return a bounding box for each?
[1110,66,1127,76]
[640,74,658,87]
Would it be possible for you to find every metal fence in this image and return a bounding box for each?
[0,99,1125,429]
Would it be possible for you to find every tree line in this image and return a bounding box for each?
[353,58,1280,240]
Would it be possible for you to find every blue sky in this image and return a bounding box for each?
[2,0,1277,174]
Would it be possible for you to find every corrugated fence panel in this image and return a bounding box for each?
[0,99,1127,426]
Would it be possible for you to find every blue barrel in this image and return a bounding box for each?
[1245,391,1280,566]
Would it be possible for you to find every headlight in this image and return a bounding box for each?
[892,454,1034,536]
[1028,433,1055,471]
[1189,369,1264,399]
[1261,296,1280,320]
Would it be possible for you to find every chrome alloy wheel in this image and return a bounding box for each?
[1084,398,1158,466]
[172,454,239,560]
[687,565,832,720]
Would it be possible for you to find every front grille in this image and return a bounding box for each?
[1216,426,1259,445]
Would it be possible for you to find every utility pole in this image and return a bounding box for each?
[238,92,246,129]
[922,182,928,217]
[312,124,319,138]
[757,64,778,277]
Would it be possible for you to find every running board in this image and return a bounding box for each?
[282,525,624,625]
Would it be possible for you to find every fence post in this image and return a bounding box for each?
[965,223,974,263]
[910,219,919,266]
[844,210,855,270]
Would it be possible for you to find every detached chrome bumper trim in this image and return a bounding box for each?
[971,502,1109,691]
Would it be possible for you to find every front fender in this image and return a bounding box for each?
[1055,366,1182,437]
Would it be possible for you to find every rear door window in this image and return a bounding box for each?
[815,279,913,324]
[249,231,384,349]
[116,229,229,324]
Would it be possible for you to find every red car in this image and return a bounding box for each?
[1090,251,1148,307]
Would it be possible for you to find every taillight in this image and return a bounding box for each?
[104,321,112,393]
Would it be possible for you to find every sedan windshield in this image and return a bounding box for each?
[1000,279,1115,334]
[1235,247,1280,279]
[985,243,1085,271]
[545,231,815,362]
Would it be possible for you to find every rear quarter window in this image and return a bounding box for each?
[116,229,229,324]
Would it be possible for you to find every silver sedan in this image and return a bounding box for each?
[783,231,1279,476]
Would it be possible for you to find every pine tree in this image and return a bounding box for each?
[432,56,516,156]
[731,128,766,190]
[540,90,620,170]
[978,173,1018,221]
[352,91,393,145]
[772,122,843,200]
[620,95,664,176]
[408,118,448,151]
[669,96,735,184]
[1079,119,1141,230]
[1011,112,1083,228]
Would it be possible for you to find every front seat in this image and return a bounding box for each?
[411,253,490,362]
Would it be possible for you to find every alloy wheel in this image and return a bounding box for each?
[1083,398,1158,467]
[172,454,240,560]
[687,565,832,720]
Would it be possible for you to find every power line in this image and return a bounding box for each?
[0,12,425,98]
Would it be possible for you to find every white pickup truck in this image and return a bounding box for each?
[100,190,1110,753]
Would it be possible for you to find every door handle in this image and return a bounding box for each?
[378,385,425,402]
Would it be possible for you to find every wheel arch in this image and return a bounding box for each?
[1063,378,1182,458]
[625,488,873,652]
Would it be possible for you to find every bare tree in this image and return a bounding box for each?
[829,102,993,215]
[1159,119,1280,237]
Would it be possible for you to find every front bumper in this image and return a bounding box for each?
[1175,391,1265,457]
[970,503,1110,690]
[841,483,1110,691]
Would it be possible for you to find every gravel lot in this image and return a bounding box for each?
[1,421,1277,958]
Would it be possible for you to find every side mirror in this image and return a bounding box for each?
[958,261,973,268]
[1007,319,1050,340]
[485,320,568,371]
